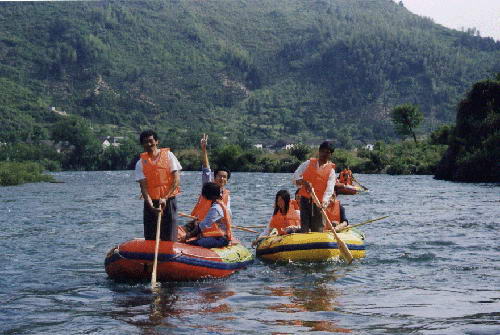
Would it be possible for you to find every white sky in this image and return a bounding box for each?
[396,0,500,41]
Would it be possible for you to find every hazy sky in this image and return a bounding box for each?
[396,0,500,41]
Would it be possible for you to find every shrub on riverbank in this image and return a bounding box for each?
[356,140,447,174]
[0,161,55,186]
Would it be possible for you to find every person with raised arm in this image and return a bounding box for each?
[190,134,231,220]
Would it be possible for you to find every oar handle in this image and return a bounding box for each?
[179,212,197,220]
[340,215,389,231]
[179,212,259,233]
[233,225,259,233]
[352,177,368,190]
[151,205,163,289]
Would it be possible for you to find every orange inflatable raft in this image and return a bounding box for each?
[105,238,253,282]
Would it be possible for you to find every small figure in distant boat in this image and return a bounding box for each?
[293,141,337,233]
[338,168,353,187]
[135,129,182,241]
[252,190,300,246]
[325,195,349,232]
[186,182,233,248]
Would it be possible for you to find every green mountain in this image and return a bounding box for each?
[1,0,499,148]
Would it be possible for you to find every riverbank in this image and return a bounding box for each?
[0,161,54,186]
[0,139,447,180]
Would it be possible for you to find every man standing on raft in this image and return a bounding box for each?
[293,141,337,233]
[135,129,182,241]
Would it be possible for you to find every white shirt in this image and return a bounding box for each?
[134,150,182,181]
[292,160,336,203]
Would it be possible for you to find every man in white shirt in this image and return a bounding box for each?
[293,141,336,233]
[135,130,182,241]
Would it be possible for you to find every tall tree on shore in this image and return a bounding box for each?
[434,75,500,182]
[391,104,424,143]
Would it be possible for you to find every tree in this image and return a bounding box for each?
[51,116,101,170]
[391,104,423,143]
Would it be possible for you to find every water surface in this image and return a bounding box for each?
[1,172,498,334]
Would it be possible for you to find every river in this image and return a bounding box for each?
[1,171,498,334]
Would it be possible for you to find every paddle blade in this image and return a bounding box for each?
[336,238,353,264]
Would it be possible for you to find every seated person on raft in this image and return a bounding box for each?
[185,182,233,248]
[253,190,300,245]
[197,133,232,215]
[325,196,349,232]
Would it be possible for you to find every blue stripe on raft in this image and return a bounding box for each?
[105,251,253,270]
[256,242,365,256]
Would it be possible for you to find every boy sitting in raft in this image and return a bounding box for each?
[325,195,349,232]
[184,182,233,248]
[252,190,300,246]
[180,134,231,241]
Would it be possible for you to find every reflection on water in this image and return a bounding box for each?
[1,172,498,334]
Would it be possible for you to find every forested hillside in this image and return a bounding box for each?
[1,0,499,148]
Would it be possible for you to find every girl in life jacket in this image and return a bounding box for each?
[325,195,349,232]
[253,190,300,246]
[187,182,233,249]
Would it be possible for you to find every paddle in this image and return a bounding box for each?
[339,215,389,231]
[352,176,368,191]
[151,205,162,289]
[309,188,353,264]
[178,212,260,234]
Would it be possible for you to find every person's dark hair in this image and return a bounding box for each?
[214,168,231,180]
[139,130,158,144]
[202,182,222,201]
[319,140,335,153]
[273,189,291,215]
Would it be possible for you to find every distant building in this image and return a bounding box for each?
[49,106,68,116]
[365,144,374,151]
[253,144,263,149]
[284,143,295,150]
[101,136,124,149]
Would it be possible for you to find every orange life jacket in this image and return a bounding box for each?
[298,158,336,201]
[190,189,230,221]
[200,200,232,240]
[325,199,341,223]
[269,206,301,235]
[338,169,353,185]
[290,199,300,211]
[140,148,180,200]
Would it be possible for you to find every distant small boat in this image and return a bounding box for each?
[105,238,253,282]
[256,229,365,263]
[335,183,365,195]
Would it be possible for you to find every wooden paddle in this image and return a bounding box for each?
[310,188,353,264]
[339,215,389,231]
[352,176,368,191]
[178,212,259,233]
[151,205,162,289]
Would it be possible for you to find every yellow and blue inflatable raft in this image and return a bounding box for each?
[256,229,365,262]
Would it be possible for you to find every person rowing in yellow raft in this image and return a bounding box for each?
[293,141,337,233]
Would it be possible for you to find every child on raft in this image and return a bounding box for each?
[253,190,301,246]
[184,182,233,248]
